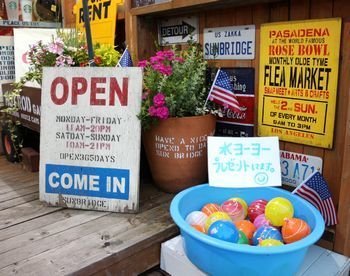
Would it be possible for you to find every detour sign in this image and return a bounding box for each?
[74,0,122,45]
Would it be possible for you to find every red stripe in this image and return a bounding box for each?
[297,185,336,225]
[211,93,240,109]
[301,185,328,217]
[297,187,323,212]
[325,198,337,225]
[213,86,239,105]
[210,94,241,112]
[211,97,240,112]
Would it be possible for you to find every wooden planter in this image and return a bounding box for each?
[142,114,216,193]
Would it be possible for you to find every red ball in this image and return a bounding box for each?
[248,199,268,223]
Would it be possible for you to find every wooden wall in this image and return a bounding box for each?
[126,0,350,256]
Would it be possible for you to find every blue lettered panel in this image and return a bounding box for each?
[45,164,130,200]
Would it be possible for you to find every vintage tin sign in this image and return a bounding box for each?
[280,150,322,187]
[211,68,255,137]
[203,25,255,60]
[258,18,341,148]
[40,67,142,212]
[158,16,198,45]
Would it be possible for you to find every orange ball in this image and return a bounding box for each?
[201,203,221,216]
[282,218,311,244]
[234,220,256,240]
[191,224,206,233]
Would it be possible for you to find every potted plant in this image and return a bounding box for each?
[138,42,220,193]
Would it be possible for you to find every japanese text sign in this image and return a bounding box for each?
[258,18,341,148]
[39,67,142,212]
[208,136,281,188]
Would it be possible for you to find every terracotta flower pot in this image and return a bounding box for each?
[142,114,216,193]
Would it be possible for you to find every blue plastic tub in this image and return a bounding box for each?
[170,184,325,276]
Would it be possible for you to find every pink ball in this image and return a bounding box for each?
[185,211,208,227]
[221,200,245,223]
[254,214,271,229]
[248,199,268,223]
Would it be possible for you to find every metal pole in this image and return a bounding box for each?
[82,0,95,66]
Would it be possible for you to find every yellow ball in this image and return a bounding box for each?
[230,197,248,218]
[204,211,232,232]
[265,197,294,227]
[259,238,284,247]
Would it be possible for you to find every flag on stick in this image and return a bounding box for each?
[205,69,241,112]
[117,48,133,67]
[292,171,337,226]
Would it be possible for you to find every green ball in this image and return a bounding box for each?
[237,230,249,244]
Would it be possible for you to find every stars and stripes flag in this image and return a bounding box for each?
[117,48,133,67]
[292,171,338,226]
[205,69,241,112]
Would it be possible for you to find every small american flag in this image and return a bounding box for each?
[292,171,337,226]
[117,48,133,67]
[208,69,241,112]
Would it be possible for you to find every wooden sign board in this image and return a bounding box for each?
[2,84,41,132]
[258,18,341,148]
[39,67,142,212]
[208,136,281,188]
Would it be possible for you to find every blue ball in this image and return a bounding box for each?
[208,220,239,243]
[252,226,283,246]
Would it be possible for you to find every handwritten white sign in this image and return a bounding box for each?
[203,25,255,60]
[39,67,142,212]
[0,36,14,106]
[208,136,281,188]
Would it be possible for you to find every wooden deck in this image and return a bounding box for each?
[0,156,179,275]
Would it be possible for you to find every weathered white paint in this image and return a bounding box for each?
[39,67,142,212]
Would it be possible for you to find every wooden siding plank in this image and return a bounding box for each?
[0,202,177,275]
[333,0,350,257]
[0,200,62,230]
[252,4,270,137]
[0,193,39,211]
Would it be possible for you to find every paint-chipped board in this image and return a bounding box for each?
[333,0,350,257]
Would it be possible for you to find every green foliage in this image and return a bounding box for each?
[138,42,220,130]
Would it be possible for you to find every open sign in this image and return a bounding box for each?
[40,67,142,212]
